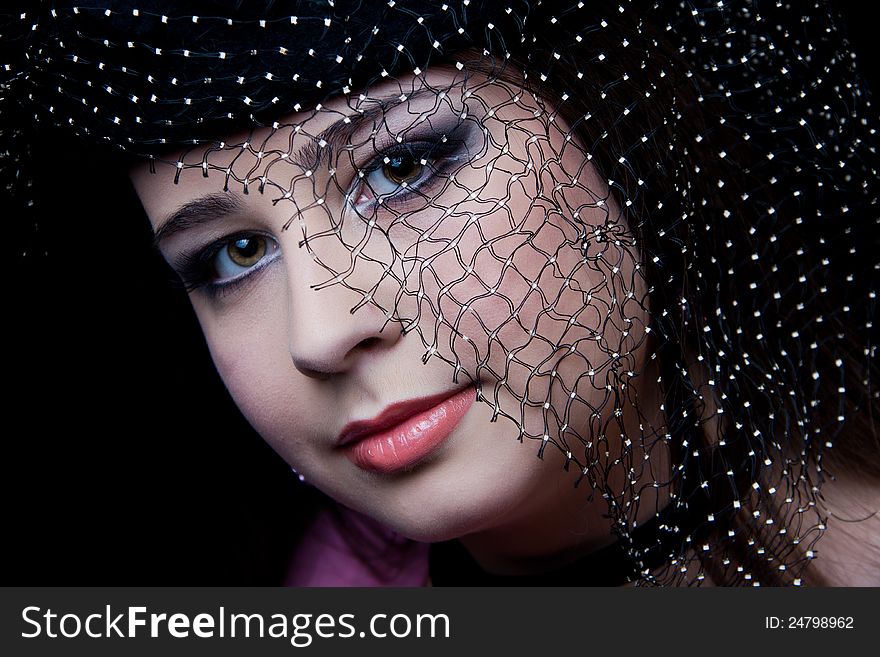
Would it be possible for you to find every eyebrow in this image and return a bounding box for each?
[153,192,244,246]
[152,87,447,246]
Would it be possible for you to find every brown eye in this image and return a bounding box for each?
[226,236,266,267]
[382,154,423,185]
[208,234,279,285]
[353,150,436,211]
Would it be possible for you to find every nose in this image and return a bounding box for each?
[281,227,400,380]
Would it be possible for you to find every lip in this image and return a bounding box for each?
[337,384,476,474]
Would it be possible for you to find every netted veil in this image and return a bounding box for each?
[2,0,876,585]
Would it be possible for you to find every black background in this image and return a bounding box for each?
[4,4,878,584]
[5,150,322,583]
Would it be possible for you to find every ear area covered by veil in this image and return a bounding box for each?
[2,1,877,586]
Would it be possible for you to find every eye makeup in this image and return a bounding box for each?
[163,95,484,301]
[344,110,482,213]
[348,138,469,214]
[171,230,281,300]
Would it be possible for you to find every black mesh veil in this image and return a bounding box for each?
[2,0,877,586]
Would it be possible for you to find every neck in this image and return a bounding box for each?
[455,467,616,576]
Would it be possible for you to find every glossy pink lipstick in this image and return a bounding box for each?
[337,385,476,474]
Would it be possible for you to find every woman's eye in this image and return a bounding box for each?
[355,152,432,208]
[368,153,427,195]
[348,135,470,214]
[382,154,424,185]
[213,235,279,282]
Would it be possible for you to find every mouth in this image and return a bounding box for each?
[336,384,477,474]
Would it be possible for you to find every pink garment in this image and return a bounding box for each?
[285,502,430,586]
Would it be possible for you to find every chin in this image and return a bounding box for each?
[353,479,516,544]
[376,513,480,544]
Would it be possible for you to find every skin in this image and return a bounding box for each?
[130,67,669,576]
[809,472,880,585]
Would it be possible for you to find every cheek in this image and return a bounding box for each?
[382,137,649,468]
[189,294,312,456]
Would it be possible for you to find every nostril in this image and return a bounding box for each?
[288,300,402,379]
[294,363,333,381]
[357,336,383,351]
[292,337,386,380]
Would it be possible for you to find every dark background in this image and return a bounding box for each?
[4,4,878,584]
[5,146,324,584]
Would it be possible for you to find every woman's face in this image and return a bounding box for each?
[130,66,665,568]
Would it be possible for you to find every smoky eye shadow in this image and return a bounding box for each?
[348,94,486,162]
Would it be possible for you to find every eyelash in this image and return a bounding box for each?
[174,135,469,299]
[351,138,466,213]
[174,231,280,300]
